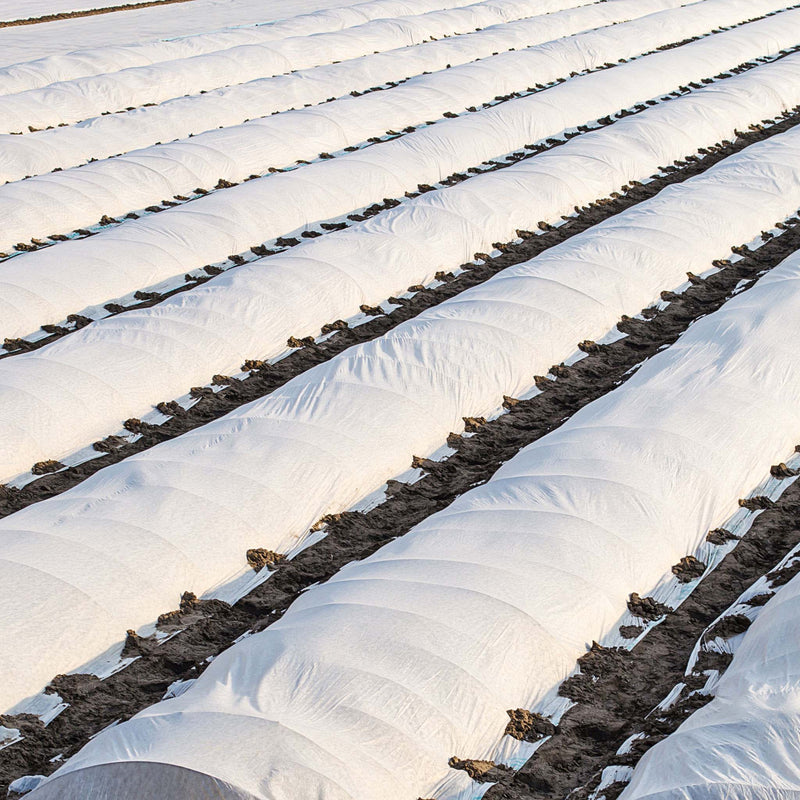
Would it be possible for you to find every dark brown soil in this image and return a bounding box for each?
[4,108,800,517]
[505,709,557,743]
[449,757,511,783]
[2,22,797,340]
[671,555,707,583]
[705,613,752,641]
[2,185,800,794]
[484,472,800,800]
[0,0,195,27]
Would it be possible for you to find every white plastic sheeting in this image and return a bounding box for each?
[25,186,800,800]
[5,0,791,336]
[0,0,589,133]
[622,533,800,800]
[3,121,800,719]
[0,0,686,183]
[0,0,747,259]
[3,41,800,481]
[0,0,478,88]
[0,0,182,20]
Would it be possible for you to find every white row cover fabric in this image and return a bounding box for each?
[0,0,183,20]
[0,0,740,261]
[2,3,796,344]
[24,168,800,800]
[0,0,479,90]
[0,0,589,134]
[3,116,800,720]
[2,36,800,482]
[622,516,800,800]
[0,0,686,183]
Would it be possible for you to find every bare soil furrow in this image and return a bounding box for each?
[2,189,798,796]
[2,108,798,514]
[1,7,792,267]
[0,49,646,266]
[484,464,800,800]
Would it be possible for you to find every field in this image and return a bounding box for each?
[1,0,800,798]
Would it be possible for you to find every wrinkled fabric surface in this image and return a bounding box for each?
[2,31,800,480]
[0,0,584,132]
[2,124,800,723]
[27,222,800,800]
[0,0,479,86]
[0,0,681,184]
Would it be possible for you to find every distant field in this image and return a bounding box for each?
[0,0,348,65]
[0,0,192,26]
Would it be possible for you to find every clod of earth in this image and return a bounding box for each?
[463,416,487,432]
[627,593,670,620]
[704,613,752,640]
[287,336,315,349]
[771,462,798,478]
[767,560,800,587]
[245,549,286,572]
[30,460,65,476]
[746,592,774,606]
[671,555,707,582]
[504,709,557,742]
[448,757,509,782]
[738,495,776,510]
[706,527,739,545]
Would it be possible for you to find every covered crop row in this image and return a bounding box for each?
[0,0,483,92]
[622,466,800,800]
[1,0,753,261]
[5,0,794,338]
[0,0,685,182]
[24,194,800,800]
[3,39,800,480]
[2,124,800,719]
[0,0,592,133]
[476,312,800,800]
[0,0,772,262]
[5,204,795,791]
[0,0,190,24]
